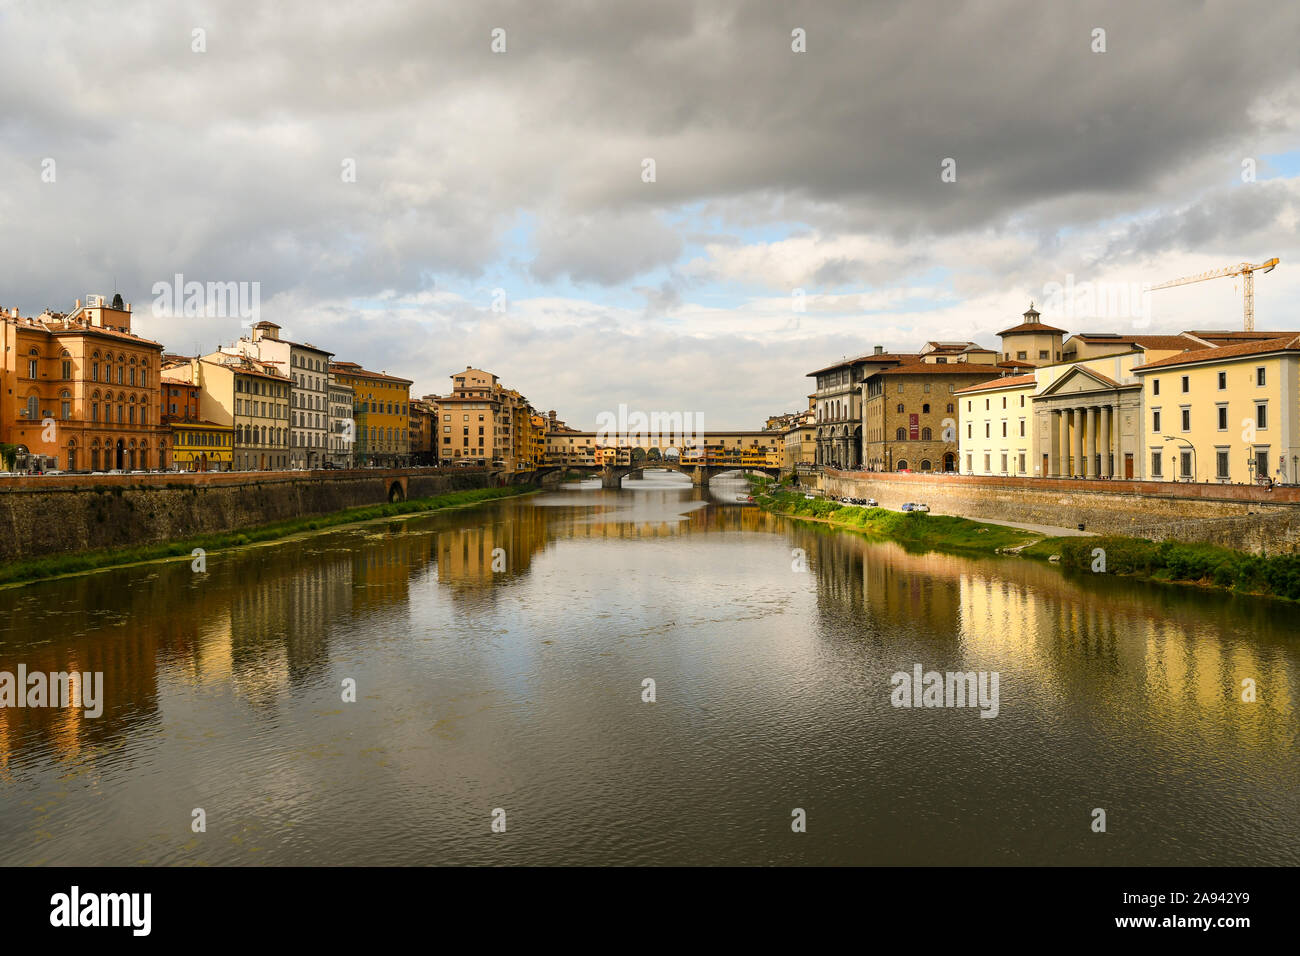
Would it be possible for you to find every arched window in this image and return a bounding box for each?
[946,403,954,413]
[895,427,906,440]
[26,394,39,419]
[921,427,932,441]
[896,403,904,413]
[60,390,71,420]
[896,460,909,471]
[920,459,932,472]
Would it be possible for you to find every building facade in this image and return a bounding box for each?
[1,296,165,472]
[1134,335,1300,485]
[236,322,332,469]
[862,364,1000,473]
[330,362,412,467]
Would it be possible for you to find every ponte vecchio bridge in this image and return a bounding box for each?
[533,429,783,488]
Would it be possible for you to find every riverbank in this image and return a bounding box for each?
[758,489,1039,554]
[1021,534,1300,602]
[0,485,535,588]
[760,486,1300,603]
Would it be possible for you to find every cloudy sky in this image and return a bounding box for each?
[3,0,1299,427]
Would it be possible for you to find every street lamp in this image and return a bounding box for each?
[1162,435,1196,482]
[1246,452,1256,485]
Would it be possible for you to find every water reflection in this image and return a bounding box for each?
[0,478,1296,865]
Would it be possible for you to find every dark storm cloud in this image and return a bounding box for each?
[3,0,1297,306]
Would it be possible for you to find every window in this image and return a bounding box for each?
[1016,351,1027,360]
[921,427,932,440]
[1216,450,1229,480]
[922,404,930,414]
[1180,375,1189,393]
[1018,420,1026,437]
[1217,371,1227,390]
[946,404,954,413]
[1152,410,1161,432]
[967,401,972,412]
[1018,452,1026,473]
[1001,422,1007,437]
[1179,451,1192,479]
[1000,453,1008,473]
[966,423,972,438]
[1153,379,1160,396]
[983,453,991,472]
[984,423,990,438]
[1256,403,1268,429]
[1256,367,1266,386]
[1038,350,1049,360]
[1180,408,1190,431]
[896,403,904,413]
[895,427,906,440]
[1217,406,1228,430]
[1151,452,1162,477]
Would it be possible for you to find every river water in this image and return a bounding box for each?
[0,471,1296,865]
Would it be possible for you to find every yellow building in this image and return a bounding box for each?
[180,354,290,471]
[954,374,1037,476]
[330,362,412,467]
[170,421,234,471]
[1133,335,1300,484]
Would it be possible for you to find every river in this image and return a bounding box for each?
[0,471,1296,865]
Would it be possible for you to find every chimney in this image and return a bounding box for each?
[75,299,81,309]
[874,345,883,355]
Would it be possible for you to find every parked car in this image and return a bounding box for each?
[804,494,816,500]
[916,503,931,513]
[901,502,917,512]
[867,498,878,507]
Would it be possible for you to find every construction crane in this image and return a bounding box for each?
[1150,258,1279,332]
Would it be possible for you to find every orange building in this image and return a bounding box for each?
[1,295,166,471]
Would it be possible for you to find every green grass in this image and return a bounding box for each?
[759,491,1038,554]
[1028,534,1300,602]
[0,485,534,587]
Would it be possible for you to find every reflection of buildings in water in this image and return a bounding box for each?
[796,523,963,637]
[435,505,549,588]
[0,571,168,769]
[798,518,1294,752]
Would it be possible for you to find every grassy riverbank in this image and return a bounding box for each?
[0,485,534,587]
[1022,534,1300,602]
[760,484,1300,602]
[758,489,1038,554]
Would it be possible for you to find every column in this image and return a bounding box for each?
[1045,408,1055,476]
[1072,407,1084,477]
[1058,408,1070,477]
[1100,405,1112,477]
[1111,403,1121,477]
[1086,406,1098,478]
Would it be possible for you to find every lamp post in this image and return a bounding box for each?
[1162,435,1196,482]
[1247,452,1256,485]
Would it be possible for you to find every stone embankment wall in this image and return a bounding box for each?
[815,470,1300,555]
[0,468,496,563]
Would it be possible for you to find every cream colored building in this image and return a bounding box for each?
[1133,335,1300,484]
[954,374,1036,476]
